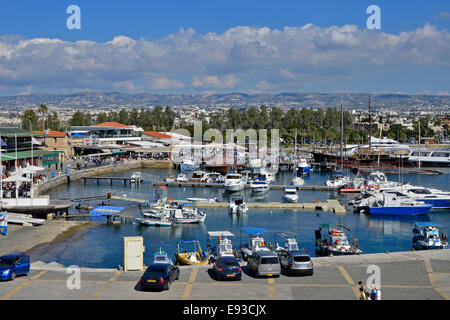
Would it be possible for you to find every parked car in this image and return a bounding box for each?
[0,252,30,281]
[139,263,180,290]
[247,251,281,277]
[212,256,242,280]
[278,250,313,275]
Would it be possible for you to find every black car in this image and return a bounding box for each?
[139,263,180,290]
[212,256,242,280]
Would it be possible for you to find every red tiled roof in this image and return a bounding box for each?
[94,122,131,129]
[143,131,172,139]
[33,131,67,138]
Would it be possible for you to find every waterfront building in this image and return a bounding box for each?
[0,127,61,171]
[69,122,143,145]
[32,130,73,161]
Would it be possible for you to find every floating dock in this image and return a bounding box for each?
[109,195,346,214]
[153,181,339,191]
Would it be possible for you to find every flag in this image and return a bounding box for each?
[31,137,41,145]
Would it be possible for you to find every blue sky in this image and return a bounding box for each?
[0,0,449,95]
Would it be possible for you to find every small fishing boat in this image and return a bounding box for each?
[238,227,271,261]
[224,173,245,192]
[412,222,448,250]
[281,187,298,203]
[206,231,236,260]
[175,240,209,266]
[135,217,172,227]
[315,223,362,256]
[153,248,174,265]
[249,179,269,193]
[368,193,432,216]
[228,195,249,214]
[273,231,300,252]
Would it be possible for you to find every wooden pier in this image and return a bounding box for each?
[153,181,339,191]
[82,177,142,186]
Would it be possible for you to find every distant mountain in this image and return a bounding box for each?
[0,92,448,111]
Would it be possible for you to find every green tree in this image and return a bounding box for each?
[38,104,49,130]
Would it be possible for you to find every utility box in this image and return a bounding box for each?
[123,236,145,271]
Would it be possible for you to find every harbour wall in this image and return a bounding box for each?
[34,159,171,196]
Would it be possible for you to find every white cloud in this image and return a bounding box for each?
[151,76,185,90]
[192,75,239,89]
[0,23,449,94]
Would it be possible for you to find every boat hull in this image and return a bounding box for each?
[422,198,450,209]
[369,206,432,216]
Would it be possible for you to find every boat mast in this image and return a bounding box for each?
[340,93,344,171]
[368,97,372,152]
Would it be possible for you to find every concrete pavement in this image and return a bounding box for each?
[0,249,448,300]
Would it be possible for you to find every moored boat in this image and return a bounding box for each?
[315,223,362,256]
[175,240,209,266]
[412,222,448,250]
[281,187,298,203]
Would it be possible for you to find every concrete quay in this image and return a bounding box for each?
[0,249,448,300]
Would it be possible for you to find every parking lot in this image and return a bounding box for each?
[0,250,449,300]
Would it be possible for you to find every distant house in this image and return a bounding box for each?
[33,130,73,161]
[420,137,437,145]
[142,131,172,145]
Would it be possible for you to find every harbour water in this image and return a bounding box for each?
[28,168,450,269]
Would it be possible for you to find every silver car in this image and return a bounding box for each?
[247,251,281,277]
[278,250,313,275]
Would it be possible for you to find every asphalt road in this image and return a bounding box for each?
[0,249,448,300]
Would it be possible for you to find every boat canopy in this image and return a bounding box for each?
[89,206,124,215]
[415,222,440,228]
[207,231,235,238]
[177,240,200,244]
[241,227,267,235]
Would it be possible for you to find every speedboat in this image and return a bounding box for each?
[326,172,351,187]
[189,171,208,183]
[135,216,172,227]
[315,223,362,256]
[180,159,199,171]
[175,240,209,266]
[206,231,236,260]
[281,187,298,203]
[368,193,432,216]
[295,158,311,174]
[228,195,249,214]
[224,173,245,192]
[130,172,142,183]
[380,185,450,209]
[412,223,448,250]
[204,172,225,184]
[176,173,188,182]
[291,175,304,187]
[249,179,270,193]
[253,169,275,184]
[366,172,402,188]
[171,203,206,224]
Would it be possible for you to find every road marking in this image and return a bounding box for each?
[0,271,47,300]
[337,265,359,298]
[267,277,277,300]
[92,271,122,300]
[181,267,198,300]
[424,258,450,300]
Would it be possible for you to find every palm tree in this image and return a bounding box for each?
[38,104,48,131]
[22,109,38,131]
